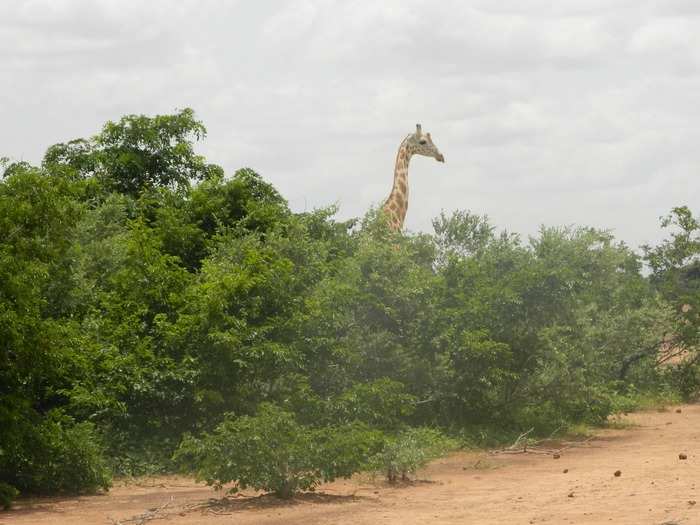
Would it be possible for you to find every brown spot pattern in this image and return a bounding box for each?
[384,143,416,232]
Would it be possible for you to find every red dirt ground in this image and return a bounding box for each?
[2,404,698,525]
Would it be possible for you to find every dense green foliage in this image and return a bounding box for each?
[643,206,700,396]
[0,482,19,510]
[1,110,697,502]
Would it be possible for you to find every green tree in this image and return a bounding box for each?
[644,206,700,397]
[44,108,222,197]
[645,206,700,344]
[0,162,109,498]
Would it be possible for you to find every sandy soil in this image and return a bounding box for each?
[2,405,698,525]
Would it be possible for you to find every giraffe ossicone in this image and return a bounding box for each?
[382,123,445,232]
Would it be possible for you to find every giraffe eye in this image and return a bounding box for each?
[419,139,427,145]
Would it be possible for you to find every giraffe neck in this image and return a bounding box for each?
[383,138,413,231]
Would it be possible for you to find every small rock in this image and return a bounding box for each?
[563,469,569,473]
[676,408,682,413]
[614,470,622,477]
[553,453,561,459]
[568,492,574,498]
[679,453,688,460]
[689,500,697,506]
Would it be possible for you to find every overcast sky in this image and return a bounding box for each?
[2,1,699,249]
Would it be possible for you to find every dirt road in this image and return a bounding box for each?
[2,405,698,525]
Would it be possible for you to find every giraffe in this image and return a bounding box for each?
[382,124,445,232]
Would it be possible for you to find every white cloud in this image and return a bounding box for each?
[262,0,318,43]
[628,17,697,53]
[1,1,699,250]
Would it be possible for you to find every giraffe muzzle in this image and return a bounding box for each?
[436,153,445,162]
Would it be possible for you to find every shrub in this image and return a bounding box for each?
[0,482,19,510]
[1,412,111,496]
[371,427,456,483]
[174,403,383,498]
[664,361,700,400]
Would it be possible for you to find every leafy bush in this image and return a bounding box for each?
[0,412,111,496]
[371,427,456,483]
[0,482,19,510]
[663,362,700,400]
[175,403,383,498]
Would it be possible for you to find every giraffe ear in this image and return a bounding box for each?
[416,124,422,136]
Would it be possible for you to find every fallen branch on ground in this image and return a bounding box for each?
[108,496,175,525]
[507,427,534,452]
[491,431,595,457]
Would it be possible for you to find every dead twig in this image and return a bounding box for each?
[108,496,175,525]
[507,427,534,451]
[492,431,596,457]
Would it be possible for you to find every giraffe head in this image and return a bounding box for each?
[407,123,445,162]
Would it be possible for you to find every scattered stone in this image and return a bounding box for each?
[568,492,574,498]
[553,453,561,459]
[679,453,688,460]
[689,500,697,506]
[614,470,622,477]
[676,408,682,413]
[563,469,569,473]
